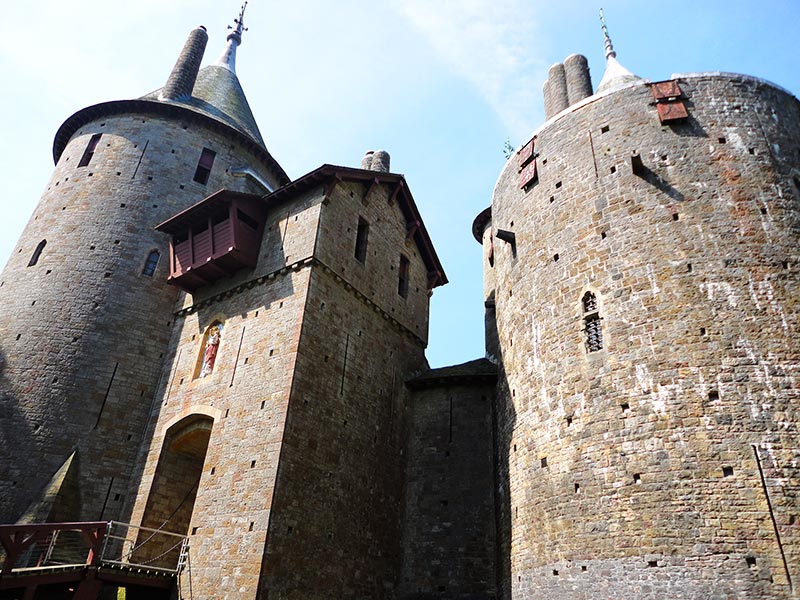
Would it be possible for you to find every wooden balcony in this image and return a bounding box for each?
[155,190,267,293]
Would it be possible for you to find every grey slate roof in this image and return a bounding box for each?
[141,64,265,148]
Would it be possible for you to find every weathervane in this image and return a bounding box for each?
[599,8,616,59]
[228,2,249,42]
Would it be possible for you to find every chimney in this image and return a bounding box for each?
[361,150,391,173]
[370,150,390,173]
[564,54,592,105]
[545,63,569,119]
[361,150,374,170]
[161,26,208,101]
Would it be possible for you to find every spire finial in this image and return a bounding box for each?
[227,2,249,44]
[215,2,249,72]
[599,8,616,60]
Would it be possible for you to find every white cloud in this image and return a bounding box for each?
[390,0,548,135]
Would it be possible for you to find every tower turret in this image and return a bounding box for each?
[480,34,800,599]
[0,17,287,524]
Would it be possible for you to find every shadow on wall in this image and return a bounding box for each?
[487,346,517,600]
[0,345,40,523]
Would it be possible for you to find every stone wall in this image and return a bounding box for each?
[257,178,433,599]
[487,74,800,599]
[0,109,277,523]
[400,367,497,599]
[126,185,320,596]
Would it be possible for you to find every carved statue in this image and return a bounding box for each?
[199,325,222,377]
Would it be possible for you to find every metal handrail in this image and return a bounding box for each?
[0,521,188,576]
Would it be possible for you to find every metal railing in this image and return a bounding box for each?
[0,521,188,576]
[101,520,188,573]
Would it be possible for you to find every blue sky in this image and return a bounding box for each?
[0,1,798,367]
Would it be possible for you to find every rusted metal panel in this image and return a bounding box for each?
[651,80,682,101]
[657,101,689,123]
[519,159,537,188]
[518,138,535,167]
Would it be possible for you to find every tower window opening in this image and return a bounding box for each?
[193,148,216,185]
[77,134,102,168]
[142,249,160,276]
[28,239,47,267]
[398,254,410,298]
[582,291,603,352]
[355,217,369,263]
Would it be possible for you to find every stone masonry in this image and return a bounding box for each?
[483,73,800,599]
[1,16,799,600]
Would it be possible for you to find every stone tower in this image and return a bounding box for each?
[476,20,800,600]
[0,17,288,524]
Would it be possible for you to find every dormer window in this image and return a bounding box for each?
[155,190,267,292]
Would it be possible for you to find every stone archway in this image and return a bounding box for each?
[133,414,213,567]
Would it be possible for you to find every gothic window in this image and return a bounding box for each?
[354,217,369,263]
[28,239,46,267]
[193,148,216,185]
[78,134,102,168]
[142,249,160,276]
[582,291,602,352]
[398,254,409,298]
[197,322,223,378]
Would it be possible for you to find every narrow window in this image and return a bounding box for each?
[142,249,160,276]
[193,148,216,185]
[354,217,369,263]
[28,239,47,267]
[78,134,102,168]
[582,291,603,352]
[398,255,409,298]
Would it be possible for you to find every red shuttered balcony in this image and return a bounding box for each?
[155,190,267,293]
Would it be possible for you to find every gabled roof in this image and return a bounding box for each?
[266,164,448,288]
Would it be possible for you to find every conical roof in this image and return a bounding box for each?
[597,55,640,94]
[141,6,265,148]
[190,64,265,146]
[142,64,265,147]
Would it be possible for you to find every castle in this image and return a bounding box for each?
[0,6,798,600]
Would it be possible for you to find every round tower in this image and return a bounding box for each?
[0,21,288,523]
[479,54,800,600]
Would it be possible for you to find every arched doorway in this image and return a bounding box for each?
[133,415,213,567]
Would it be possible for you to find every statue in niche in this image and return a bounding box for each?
[199,324,222,378]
